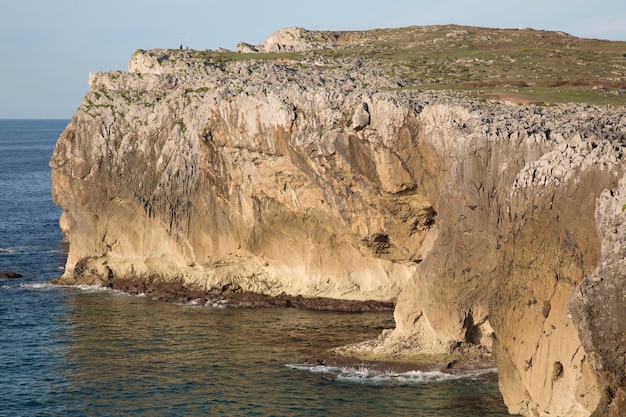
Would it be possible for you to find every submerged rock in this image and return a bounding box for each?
[0,271,23,279]
[50,26,626,416]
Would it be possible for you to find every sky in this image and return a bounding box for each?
[1,0,625,119]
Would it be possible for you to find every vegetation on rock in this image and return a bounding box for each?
[161,25,626,105]
[54,25,626,417]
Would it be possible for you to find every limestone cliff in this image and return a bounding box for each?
[51,26,626,416]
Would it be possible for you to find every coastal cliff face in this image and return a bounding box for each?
[51,27,626,416]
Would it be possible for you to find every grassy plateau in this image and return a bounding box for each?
[160,25,626,105]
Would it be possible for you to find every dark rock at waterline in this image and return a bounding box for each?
[99,277,394,312]
[0,271,23,279]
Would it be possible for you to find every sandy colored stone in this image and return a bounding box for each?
[50,28,626,417]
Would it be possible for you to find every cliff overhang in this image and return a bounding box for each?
[50,25,626,416]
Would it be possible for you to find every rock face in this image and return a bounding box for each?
[568,176,626,417]
[51,27,626,416]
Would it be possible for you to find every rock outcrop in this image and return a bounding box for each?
[0,271,23,279]
[51,26,626,416]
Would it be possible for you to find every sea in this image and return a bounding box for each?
[0,119,510,416]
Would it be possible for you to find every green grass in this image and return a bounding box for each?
[174,118,187,133]
[148,25,626,105]
[166,48,306,65]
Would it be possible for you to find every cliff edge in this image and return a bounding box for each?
[51,26,626,416]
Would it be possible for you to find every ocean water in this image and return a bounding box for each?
[0,120,510,416]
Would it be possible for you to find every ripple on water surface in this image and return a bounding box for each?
[0,285,511,416]
[0,120,510,416]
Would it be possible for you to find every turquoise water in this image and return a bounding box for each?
[0,120,510,416]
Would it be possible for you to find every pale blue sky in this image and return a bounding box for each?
[1,0,625,119]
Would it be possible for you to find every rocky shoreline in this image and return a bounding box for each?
[50,25,626,416]
[89,277,394,312]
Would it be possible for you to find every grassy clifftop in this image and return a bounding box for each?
[164,24,626,105]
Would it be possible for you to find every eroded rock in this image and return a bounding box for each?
[50,28,626,417]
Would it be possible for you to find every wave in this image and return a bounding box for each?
[0,247,20,253]
[68,284,146,297]
[20,282,56,290]
[285,363,497,386]
[181,298,228,308]
[72,284,114,293]
[21,282,117,295]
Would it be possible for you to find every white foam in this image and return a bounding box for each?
[55,283,128,296]
[182,299,228,308]
[20,282,56,290]
[208,299,228,308]
[73,284,111,293]
[20,282,110,293]
[286,363,497,386]
[0,247,19,253]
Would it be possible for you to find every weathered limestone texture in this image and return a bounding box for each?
[568,175,626,417]
[51,28,626,416]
